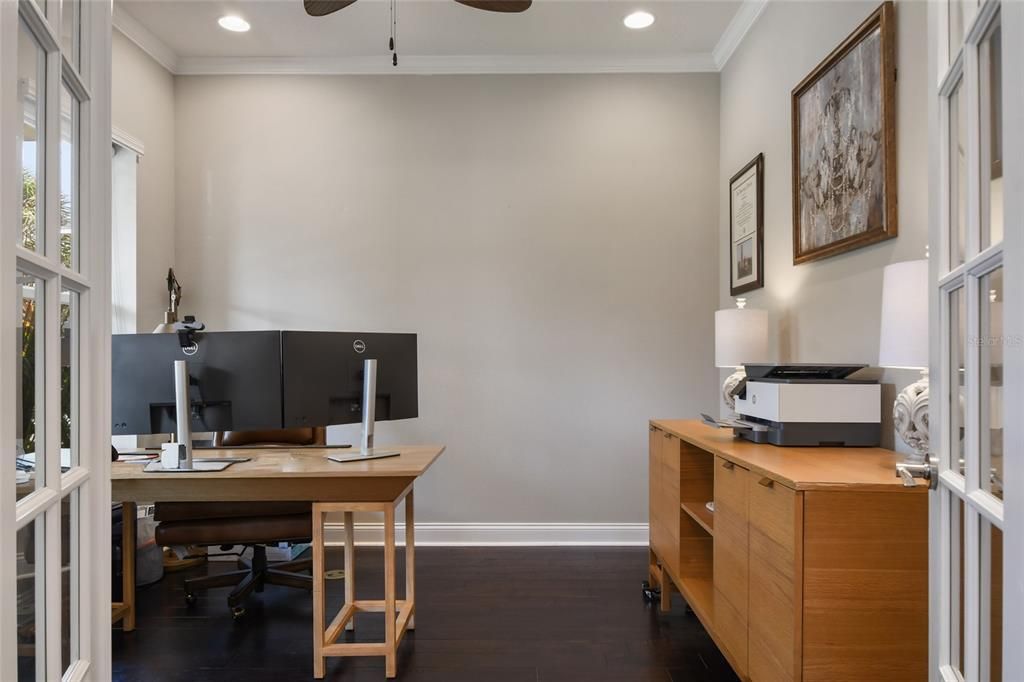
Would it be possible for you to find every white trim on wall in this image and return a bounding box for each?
[175,53,718,76]
[323,522,649,547]
[112,126,145,156]
[712,0,770,70]
[112,0,769,76]
[112,2,178,73]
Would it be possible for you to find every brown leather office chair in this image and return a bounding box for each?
[153,427,326,618]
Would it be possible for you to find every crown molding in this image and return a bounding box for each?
[712,0,770,71]
[112,2,178,74]
[174,53,719,76]
[112,126,145,156]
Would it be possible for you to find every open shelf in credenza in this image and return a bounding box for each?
[681,499,714,536]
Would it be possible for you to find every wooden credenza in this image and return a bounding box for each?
[648,419,927,682]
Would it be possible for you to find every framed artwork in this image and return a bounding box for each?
[791,1,897,264]
[730,153,764,295]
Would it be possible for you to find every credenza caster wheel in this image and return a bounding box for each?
[641,580,660,603]
[231,605,246,619]
[184,592,197,606]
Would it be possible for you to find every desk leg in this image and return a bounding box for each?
[312,504,326,679]
[344,512,355,632]
[122,502,136,632]
[404,490,415,630]
[384,506,397,679]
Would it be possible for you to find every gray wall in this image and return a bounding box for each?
[112,31,177,334]
[173,74,721,523]
[718,0,929,451]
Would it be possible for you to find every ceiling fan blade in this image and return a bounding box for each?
[454,0,532,13]
[303,0,359,17]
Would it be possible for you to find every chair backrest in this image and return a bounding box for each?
[213,427,327,448]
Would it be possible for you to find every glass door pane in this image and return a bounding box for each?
[59,84,78,270]
[60,491,79,674]
[980,267,1003,500]
[949,287,967,475]
[60,288,78,468]
[948,0,978,59]
[17,20,46,253]
[980,19,1003,249]
[950,493,966,676]
[60,0,80,69]
[950,78,968,269]
[16,274,45,495]
[982,520,1003,682]
[16,519,44,681]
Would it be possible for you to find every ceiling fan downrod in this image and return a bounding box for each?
[389,0,398,66]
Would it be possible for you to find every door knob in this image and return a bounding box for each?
[895,459,937,489]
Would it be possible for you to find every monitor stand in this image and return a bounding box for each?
[143,359,249,473]
[329,358,401,464]
[143,458,245,473]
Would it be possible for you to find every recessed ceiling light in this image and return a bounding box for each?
[218,15,250,32]
[623,10,655,30]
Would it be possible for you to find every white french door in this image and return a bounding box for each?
[1,0,111,680]
[929,0,1022,680]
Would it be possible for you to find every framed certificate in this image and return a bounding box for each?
[729,153,764,296]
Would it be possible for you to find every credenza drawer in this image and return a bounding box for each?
[713,457,748,614]
[715,588,748,675]
[749,473,797,552]
[748,472,799,682]
[650,429,681,579]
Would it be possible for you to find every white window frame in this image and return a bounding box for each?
[929,0,1020,680]
[0,0,111,680]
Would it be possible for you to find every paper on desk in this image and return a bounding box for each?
[700,413,768,431]
[117,452,159,462]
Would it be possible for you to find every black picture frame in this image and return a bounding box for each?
[729,153,764,296]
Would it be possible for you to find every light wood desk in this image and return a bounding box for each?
[111,444,445,679]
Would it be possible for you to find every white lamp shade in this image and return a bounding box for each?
[715,307,769,368]
[878,259,929,369]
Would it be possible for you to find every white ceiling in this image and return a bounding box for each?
[114,0,767,74]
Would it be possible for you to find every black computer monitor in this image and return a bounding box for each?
[111,331,284,435]
[281,331,418,428]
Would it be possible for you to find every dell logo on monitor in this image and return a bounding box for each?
[181,342,199,356]
[353,339,366,354]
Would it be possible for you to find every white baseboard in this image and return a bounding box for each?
[323,522,649,547]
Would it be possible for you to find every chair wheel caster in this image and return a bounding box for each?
[641,580,661,603]
[231,606,245,619]
[184,592,197,606]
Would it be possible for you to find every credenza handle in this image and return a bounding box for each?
[721,461,735,470]
[664,433,672,439]
[758,477,774,488]
[649,426,656,432]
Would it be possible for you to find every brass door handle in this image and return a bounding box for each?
[721,461,735,470]
[664,433,672,439]
[758,477,774,488]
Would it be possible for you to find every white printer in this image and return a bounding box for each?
[731,364,881,447]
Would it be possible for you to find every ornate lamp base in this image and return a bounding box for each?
[894,370,929,464]
[722,367,746,411]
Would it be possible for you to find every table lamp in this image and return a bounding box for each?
[715,298,769,410]
[878,259,929,462]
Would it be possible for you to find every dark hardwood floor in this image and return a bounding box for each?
[112,547,739,682]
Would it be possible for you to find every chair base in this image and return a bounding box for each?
[184,545,312,617]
